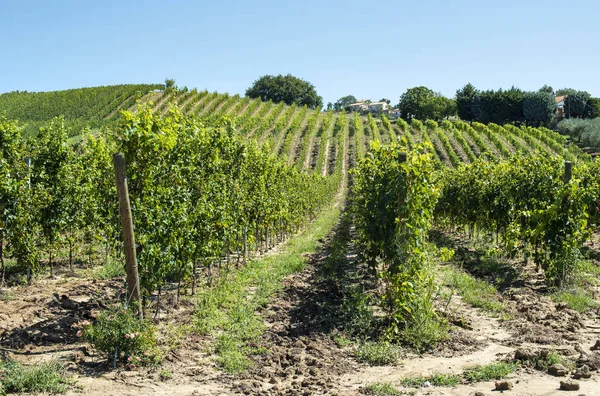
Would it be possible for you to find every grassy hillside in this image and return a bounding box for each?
[0,84,162,137]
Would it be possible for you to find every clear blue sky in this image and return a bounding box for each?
[1,0,599,104]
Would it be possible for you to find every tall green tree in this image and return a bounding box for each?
[564,90,591,118]
[245,74,323,109]
[538,85,554,94]
[586,98,600,119]
[523,91,556,126]
[398,86,455,121]
[455,83,480,121]
[333,95,357,111]
[478,87,524,124]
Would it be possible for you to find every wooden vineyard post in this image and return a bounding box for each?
[243,225,248,263]
[564,161,572,184]
[113,153,142,319]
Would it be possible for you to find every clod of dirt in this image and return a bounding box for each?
[472,392,485,396]
[559,379,580,391]
[572,365,592,380]
[577,352,600,370]
[590,340,600,351]
[548,363,568,377]
[495,380,513,391]
[515,347,544,361]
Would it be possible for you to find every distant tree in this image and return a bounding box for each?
[165,78,176,89]
[538,85,554,94]
[327,102,333,111]
[478,87,524,124]
[379,98,391,104]
[398,86,455,121]
[564,90,591,118]
[245,74,323,109]
[523,91,556,126]
[334,95,357,111]
[586,98,600,119]
[556,88,577,96]
[455,83,480,121]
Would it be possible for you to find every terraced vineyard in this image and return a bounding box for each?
[0,84,162,137]
[130,89,587,170]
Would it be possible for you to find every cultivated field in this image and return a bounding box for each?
[0,86,599,395]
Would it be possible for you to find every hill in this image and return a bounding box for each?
[0,84,586,170]
[0,84,163,137]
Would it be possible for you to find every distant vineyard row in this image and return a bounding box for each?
[1,85,587,170]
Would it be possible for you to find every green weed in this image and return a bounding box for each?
[0,360,72,394]
[356,341,402,365]
[463,362,517,382]
[401,373,460,388]
[444,266,504,315]
[363,382,402,395]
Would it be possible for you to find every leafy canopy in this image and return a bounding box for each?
[245,74,323,109]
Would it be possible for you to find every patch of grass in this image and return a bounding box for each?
[444,266,505,315]
[0,360,73,394]
[552,287,599,312]
[463,362,517,383]
[332,332,353,348]
[551,259,600,313]
[521,350,576,372]
[363,382,402,395]
[356,341,402,366]
[92,258,125,280]
[194,196,343,373]
[401,373,460,388]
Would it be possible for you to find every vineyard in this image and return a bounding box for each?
[0,86,599,395]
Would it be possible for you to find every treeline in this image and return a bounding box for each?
[456,84,599,126]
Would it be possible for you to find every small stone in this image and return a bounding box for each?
[473,392,485,396]
[591,340,600,351]
[559,380,580,391]
[548,363,568,377]
[495,380,513,391]
[572,365,591,380]
[269,377,278,384]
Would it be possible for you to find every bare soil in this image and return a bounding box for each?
[1,226,600,395]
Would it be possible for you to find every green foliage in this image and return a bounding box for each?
[564,90,592,118]
[401,373,460,387]
[334,95,357,111]
[436,156,597,285]
[558,118,600,148]
[356,341,402,365]
[478,87,524,124]
[353,142,445,346]
[363,382,402,395]
[523,91,556,127]
[0,360,71,394]
[82,306,158,368]
[245,74,323,109]
[455,83,480,121]
[444,267,505,315]
[0,84,162,137]
[398,87,455,121]
[552,286,599,312]
[463,362,517,382]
